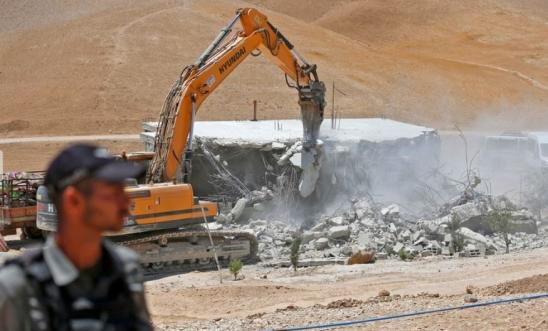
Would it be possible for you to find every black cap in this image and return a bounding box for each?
[44,143,145,194]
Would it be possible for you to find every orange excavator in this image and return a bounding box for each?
[36,8,325,270]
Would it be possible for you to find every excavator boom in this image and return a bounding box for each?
[148,8,326,197]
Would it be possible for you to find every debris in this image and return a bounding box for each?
[298,142,323,198]
[347,250,376,265]
[381,204,400,221]
[314,238,329,250]
[139,120,548,264]
[464,295,478,303]
[326,298,364,309]
[328,216,345,226]
[302,231,323,244]
[463,244,482,257]
[356,231,375,250]
[277,141,302,166]
[271,142,286,150]
[466,285,476,294]
[378,290,390,297]
[328,226,350,240]
[393,242,404,254]
[458,227,488,246]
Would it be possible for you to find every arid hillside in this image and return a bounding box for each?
[1,0,547,137]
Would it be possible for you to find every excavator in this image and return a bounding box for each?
[35,8,326,271]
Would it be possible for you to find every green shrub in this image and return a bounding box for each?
[229,259,243,280]
[487,209,513,254]
[290,237,302,272]
[399,249,412,261]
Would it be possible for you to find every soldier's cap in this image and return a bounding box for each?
[44,143,145,194]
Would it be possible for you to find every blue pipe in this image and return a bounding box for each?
[266,292,548,331]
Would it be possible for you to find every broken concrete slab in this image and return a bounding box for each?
[314,238,329,250]
[458,227,488,246]
[223,197,247,223]
[271,142,286,150]
[328,226,351,240]
[328,216,345,226]
[310,222,328,232]
[393,242,404,253]
[360,218,376,227]
[413,237,427,246]
[381,204,400,219]
[400,229,412,241]
[302,231,323,244]
[356,231,375,249]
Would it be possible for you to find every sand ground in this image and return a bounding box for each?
[144,247,548,330]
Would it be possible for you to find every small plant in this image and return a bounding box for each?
[228,259,243,280]
[447,214,464,253]
[399,249,412,261]
[487,208,513,254]
[290,237,302,272]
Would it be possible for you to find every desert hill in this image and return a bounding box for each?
[1,0,547,137]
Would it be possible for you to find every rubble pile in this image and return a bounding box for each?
[421,194,538,236]
[141,120,547,263]
[217,190,547,262]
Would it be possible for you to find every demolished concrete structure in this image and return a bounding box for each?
[141,118,440,208]
[419,193,538,236]
[139,119,547,263]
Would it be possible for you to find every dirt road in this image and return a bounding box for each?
[0,134,139,144]
[147,247,548,330]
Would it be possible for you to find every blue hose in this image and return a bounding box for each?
[267,292,548,331]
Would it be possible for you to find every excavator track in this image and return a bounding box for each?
[114,229,258,276]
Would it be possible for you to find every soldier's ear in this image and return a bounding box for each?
[62,186,85,212]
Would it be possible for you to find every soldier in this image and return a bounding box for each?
[0,144,153,330]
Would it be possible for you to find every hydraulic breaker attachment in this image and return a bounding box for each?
[298,80,326,197]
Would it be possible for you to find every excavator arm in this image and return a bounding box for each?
[148,8,326,196]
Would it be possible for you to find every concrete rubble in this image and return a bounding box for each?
[213,180,546,263]
[140,119,548,264]
[211,189,548,262]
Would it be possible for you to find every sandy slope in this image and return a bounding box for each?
[0,0,547,138]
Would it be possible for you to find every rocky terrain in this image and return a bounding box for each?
[145,248,548,330]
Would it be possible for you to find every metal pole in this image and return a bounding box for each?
[252,100,258,121]
[331,81,335,129]
[200,206,222,284]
